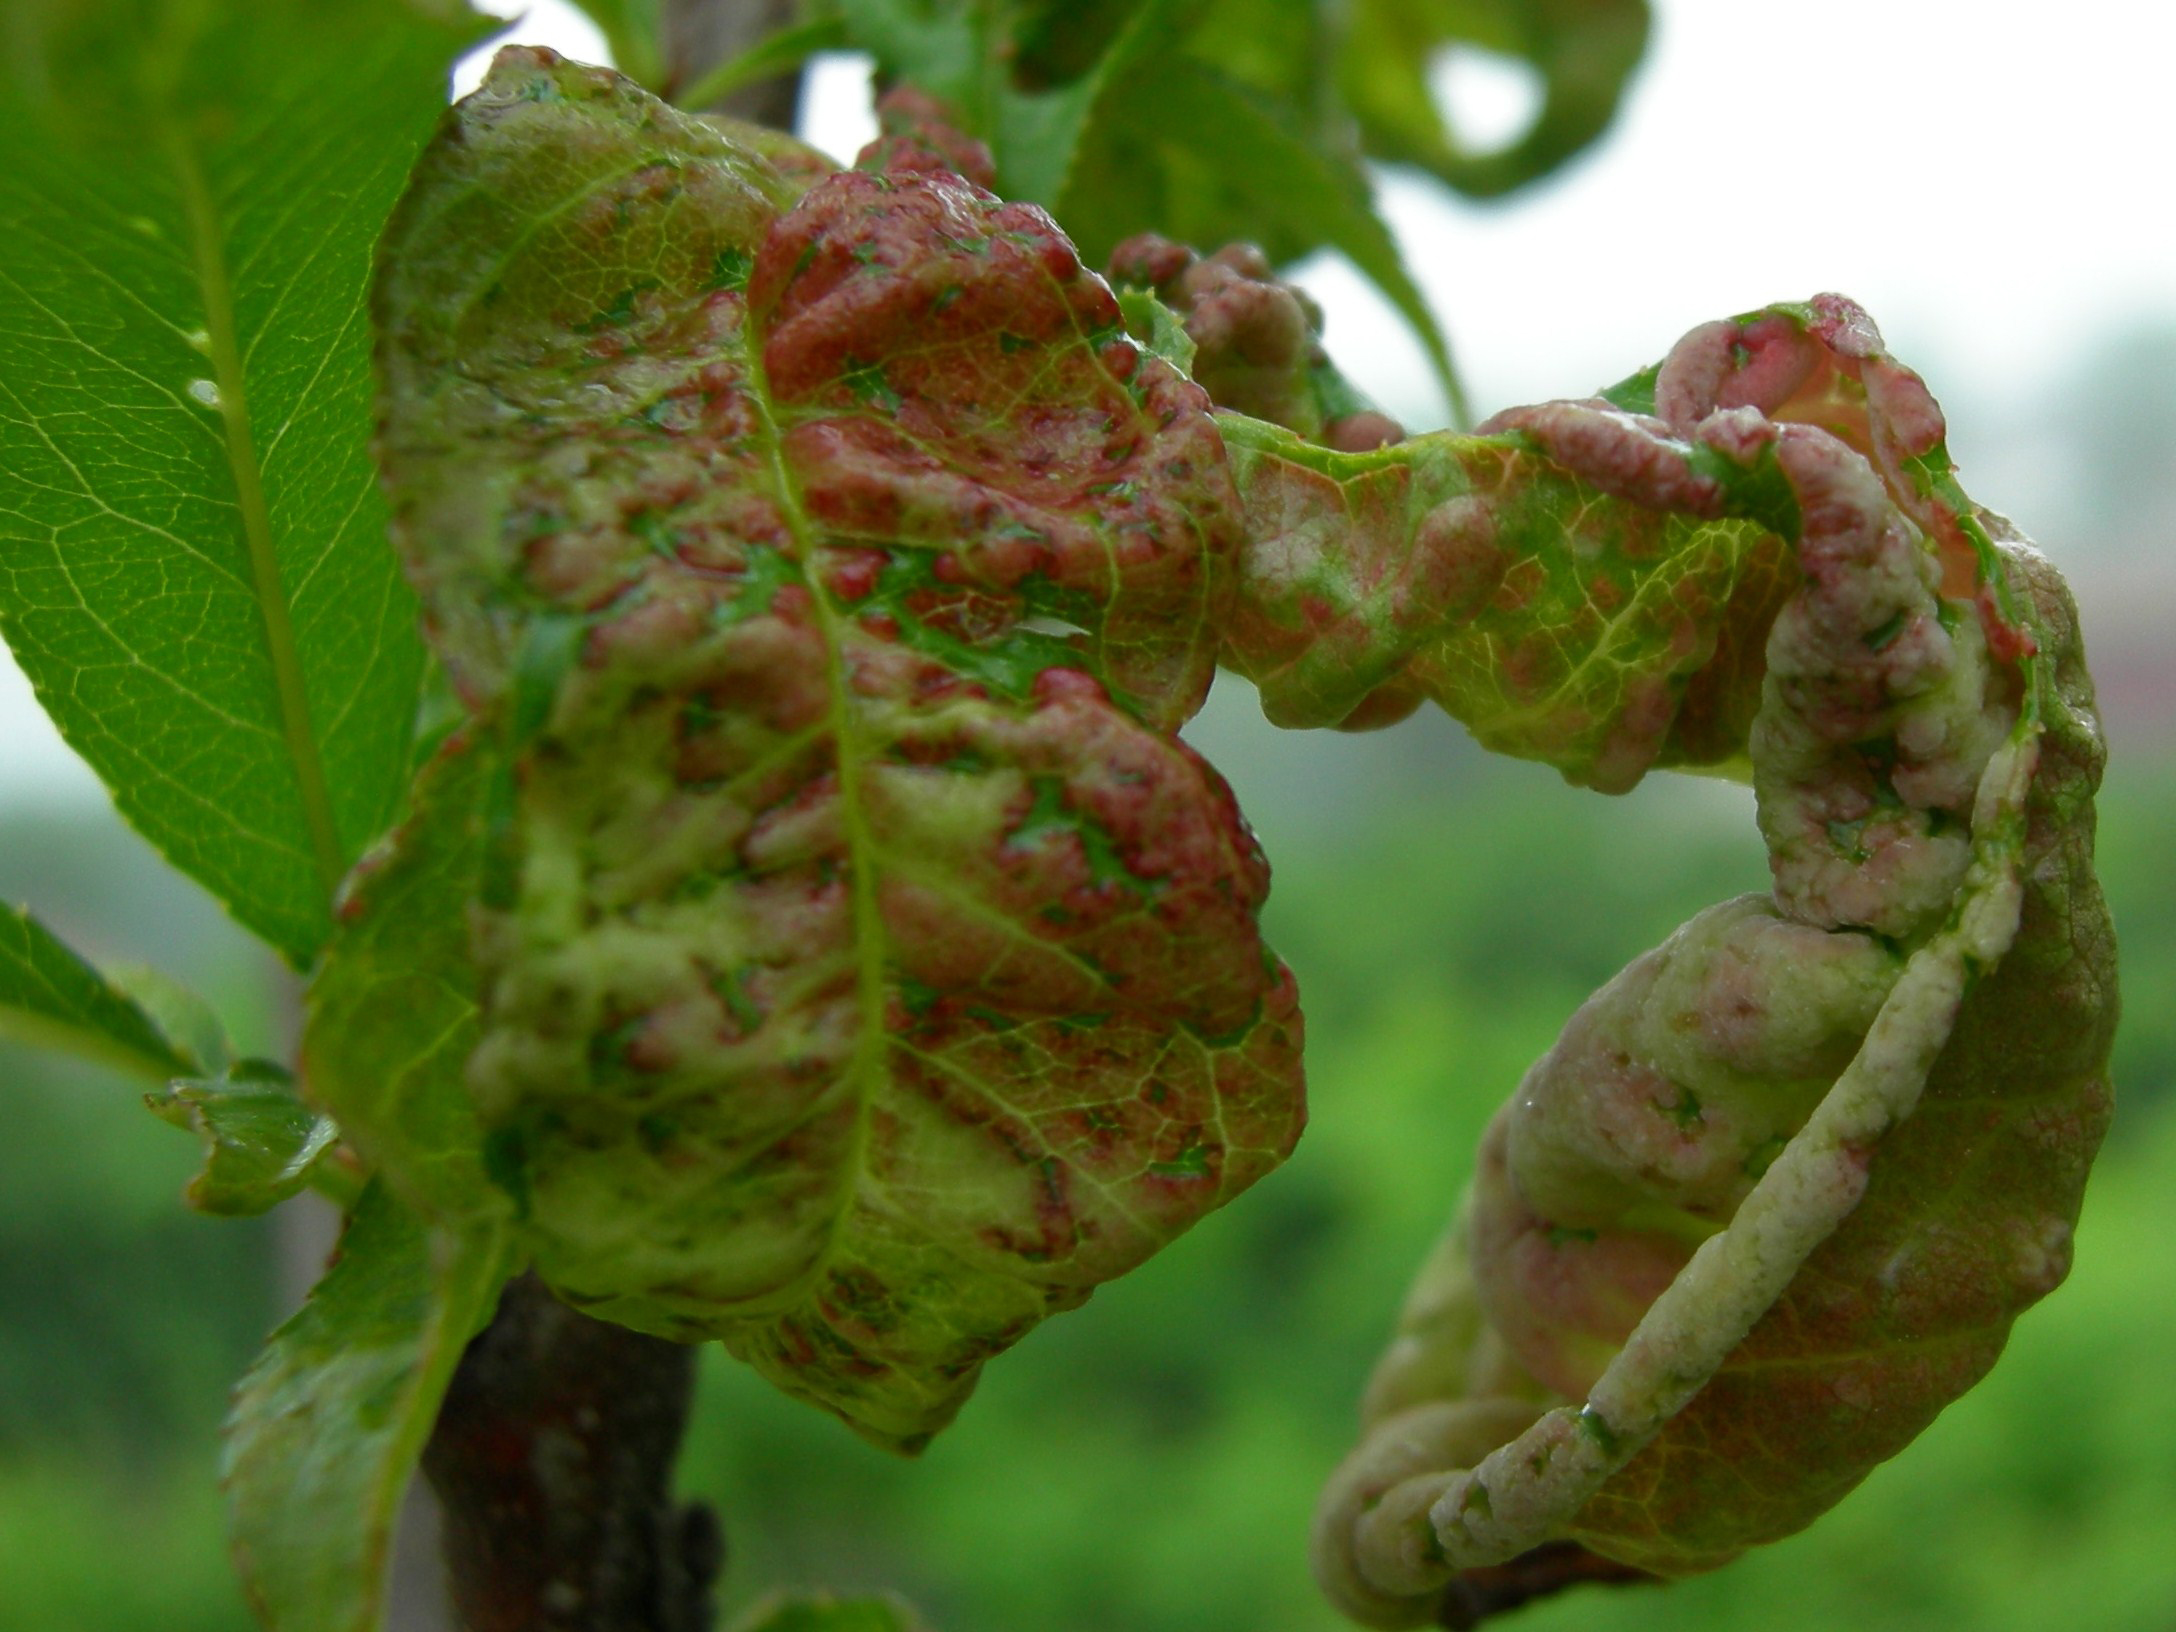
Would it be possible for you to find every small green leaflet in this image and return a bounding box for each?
[1115,288,1199,375]
[0,0,488,966]
[224,1183,512,1632]
[146,1057,342,1216]
[303,739,505,1227]
[0,902,193,1081]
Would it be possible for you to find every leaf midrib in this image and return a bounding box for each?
[742,308,891,1285]
[162,115,346,901]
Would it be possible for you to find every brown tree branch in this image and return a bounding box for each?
[664,0,806,129]
[422,1274,723,1632]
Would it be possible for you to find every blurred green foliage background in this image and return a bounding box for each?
[3,685,2170,1631]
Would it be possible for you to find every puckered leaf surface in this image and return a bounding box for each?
[0,902,194,1081]
[1219,415,1795,789]
[223,1183,511,1632]
[837,0,1468,421]
[1309,300,2115,1622]
[0,0,487,965]
[362,48,1304,1450]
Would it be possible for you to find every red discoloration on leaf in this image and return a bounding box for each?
[365,48,1301,1450]
[1309,308,2112,1621]
[858,87,998,189]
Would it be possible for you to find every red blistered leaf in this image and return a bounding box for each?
[357,47,1299,1450]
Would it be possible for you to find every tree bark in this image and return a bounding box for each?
[664,0,806,130]
[422,1274,723,1632]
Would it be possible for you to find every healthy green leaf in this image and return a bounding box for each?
[365,49,1304,1452]
[146,1057,342,1216]
[1340,0,1652,199]
[303,737,506,1226]
[1311,299,2115,1621]
[731,1593,929,1632]
[0,0,488,966]
[224,1183,512,1632]
[0,902,194,1080]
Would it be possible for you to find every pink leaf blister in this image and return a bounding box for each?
[352,48,1303,1451]
[1309,300,2114,1623]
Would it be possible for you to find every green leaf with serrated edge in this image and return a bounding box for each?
[373,50,1303,1451]
[731,1593,929,1632]
[1310,299,2114,1618]
[0,0,489,967]
[224,1183,512,1632]
[0,903,194,1080]
[1340,0,1651,199]
[304,736,505,1227]
[1219,413,1794,790]
[146,1058,339,1216]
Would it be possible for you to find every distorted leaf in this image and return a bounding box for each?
[836,0,1469,423]
[1060,51,1468,422]
[1107,234,1398,447]
[146,1057,340,1216]
[0,0,489,965]
[0,902,194,1081]
[224,1183,511,1632]
[368,49,1304,1451]
[1312,299,2115,1622]
[1220,414,1793,786]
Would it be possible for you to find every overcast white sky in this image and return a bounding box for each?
[7,0,2172,803]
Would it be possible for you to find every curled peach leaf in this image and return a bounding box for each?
[356,48,1304,1452]
[1311,300,2114,1623]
